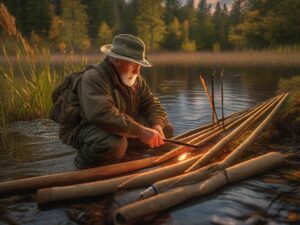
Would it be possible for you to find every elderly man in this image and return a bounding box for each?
[73,34,173,169]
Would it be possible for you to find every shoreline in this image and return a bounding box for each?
[1,51,300,70]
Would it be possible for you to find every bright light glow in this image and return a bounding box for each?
[178,153,188,161]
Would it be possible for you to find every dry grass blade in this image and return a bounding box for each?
[0,3,17,38]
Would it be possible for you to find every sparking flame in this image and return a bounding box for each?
[178,153,188,161]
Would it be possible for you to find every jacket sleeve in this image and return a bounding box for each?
[139,76,167,127]
[80,69,142,138]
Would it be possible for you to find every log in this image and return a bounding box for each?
[114,152,285,225]
[0,156,158,195]
[37,174,134,204]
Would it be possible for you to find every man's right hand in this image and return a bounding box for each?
[138,126,165,148]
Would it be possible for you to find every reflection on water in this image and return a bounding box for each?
[0,68,299,225]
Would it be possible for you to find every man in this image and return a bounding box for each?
[74,34,174,169]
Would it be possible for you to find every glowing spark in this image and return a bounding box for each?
[178,153,188,161]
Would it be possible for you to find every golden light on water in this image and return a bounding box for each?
[178,153,188,161]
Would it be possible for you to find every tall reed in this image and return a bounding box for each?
[0,4,59,152]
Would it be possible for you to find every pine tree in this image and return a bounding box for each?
[229,0,242,26]
[120,0,138,34]
[135,0,165,50]
[18,0,51,37]
[97,21,113,47]
[162,17,182,50]
[164,0,181,25]
[196,0,214,49]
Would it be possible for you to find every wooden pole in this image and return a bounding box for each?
[153,95,278,165]
[154,98,264,164]
[140,94,288,198]
[220,70,224,125]
[200,75,220,126]
[185,94,284,172]
[118,95,282,189]
[0,156,158,195]
[114,152,286,225]
[212,71,215,125]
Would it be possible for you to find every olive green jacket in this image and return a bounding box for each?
[78,58,167,138]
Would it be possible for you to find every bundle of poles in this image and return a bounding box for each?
[0,86,289,224]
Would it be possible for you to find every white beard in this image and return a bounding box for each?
[120,73,139,87]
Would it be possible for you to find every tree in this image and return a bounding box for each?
[181,20,196,51]
[229,0,300,48]
[196,0,214,49]
[212,2,230,49]
[162,17,182,50]
[97,21,113,47]
[164,0,181,26]
[135,0,165,50]
[229,0,243,26]
[17,0,51,37]
[49,0,89,52]
[119,0,138,34]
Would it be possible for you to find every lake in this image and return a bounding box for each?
[0,66,299,225]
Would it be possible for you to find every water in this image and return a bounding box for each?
[0,68,299,225]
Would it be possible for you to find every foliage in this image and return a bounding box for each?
[49,0,90,52]
[135,0,165,50]
[1,0,300,51]
[97,21,113,47]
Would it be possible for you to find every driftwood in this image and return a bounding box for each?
[114,152,286,225]
[140,93,288,198]
[118,94,283,190]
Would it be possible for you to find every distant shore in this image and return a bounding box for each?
[1,50,300,69]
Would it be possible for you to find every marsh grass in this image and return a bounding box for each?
[0,4,61,152]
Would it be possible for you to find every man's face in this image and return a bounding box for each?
[115,59,141,87]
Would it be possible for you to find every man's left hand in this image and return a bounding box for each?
[152,124,165,139]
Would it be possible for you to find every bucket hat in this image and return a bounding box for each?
[100,34,152,67]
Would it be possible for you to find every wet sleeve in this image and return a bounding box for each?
[139,76,167,127]
[80,69,142,138]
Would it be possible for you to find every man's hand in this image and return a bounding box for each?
[139,126,164,148]
[152,124,165,139]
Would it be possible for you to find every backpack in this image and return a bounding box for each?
[50,65,100,145]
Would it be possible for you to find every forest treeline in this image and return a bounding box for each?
[0,0,300,53]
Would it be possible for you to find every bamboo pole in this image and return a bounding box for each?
[212,71,215,125]
[37,174,134,204]
[185,94,284,172]
[200,75,220,126]
[119,96,281,189]
[221,69,225,130]
[140,93,288,198]
[114,152,286,225]
[153,97,274,164]
[0,102,265,195]
[0,156,158,195]
[36,94,288,204]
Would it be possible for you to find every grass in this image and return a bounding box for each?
[261,75,300,143]
[0,4,89,153]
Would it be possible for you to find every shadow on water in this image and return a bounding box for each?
[0,65,300,225]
